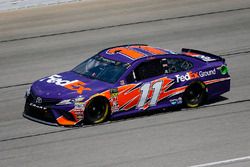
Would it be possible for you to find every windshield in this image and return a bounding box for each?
[72,55,128,83]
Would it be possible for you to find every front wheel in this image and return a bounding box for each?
[183,82,206,108]
[84,97,110,124]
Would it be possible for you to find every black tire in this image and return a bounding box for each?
[183,81,206,108]
[84,97,110,124]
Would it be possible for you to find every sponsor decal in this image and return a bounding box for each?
[40,75,91,94]
[29,103,47,110]
[199,68,216,77]
[193,55,216,61]
[74,102,85,109]
[175,71,199,83]
[111,98,119,112]
[71,102,86,120]
[185,52,216,62]
[110,88,119,112]
[170,97,182,105]
[110,88,118,97]
[175,68,216,83]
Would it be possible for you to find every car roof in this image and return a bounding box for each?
[98,44,177,64]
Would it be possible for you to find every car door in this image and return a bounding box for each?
[116,58,165,112]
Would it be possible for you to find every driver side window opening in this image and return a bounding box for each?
[126,59,164,83]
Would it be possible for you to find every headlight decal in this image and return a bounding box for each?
[56,99,73,105]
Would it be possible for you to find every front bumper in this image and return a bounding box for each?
[23,93,82,126]
[23,112,58,126]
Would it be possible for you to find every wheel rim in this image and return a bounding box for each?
[85,98,109,123]
[184,83,205,107]
[187,88,202,104]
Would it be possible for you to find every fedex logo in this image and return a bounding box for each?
[175,71,199,83]
[175,69,216,83]
[40,74,77,86]
[40,75,91,94]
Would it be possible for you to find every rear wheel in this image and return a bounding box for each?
[183,82,206,108]
[84,97,110,124]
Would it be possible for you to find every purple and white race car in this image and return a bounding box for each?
[23,44,230,126]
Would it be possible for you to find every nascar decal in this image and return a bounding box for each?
[175,68,216,83]
[40,74,91,94]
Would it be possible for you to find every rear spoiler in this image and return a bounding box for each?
[181,48,225,63]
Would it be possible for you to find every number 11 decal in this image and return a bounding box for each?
[137,81,163,108]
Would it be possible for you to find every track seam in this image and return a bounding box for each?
[219,50,250,57]
[1,99,249,143]
[0,82,32,89]
[0,6,250,43]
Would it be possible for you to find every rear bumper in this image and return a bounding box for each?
[205,77,230,100]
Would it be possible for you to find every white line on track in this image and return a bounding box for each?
[189,155,250,167]
[0,0,89,12]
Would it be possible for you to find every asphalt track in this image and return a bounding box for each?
[0,0,250,166]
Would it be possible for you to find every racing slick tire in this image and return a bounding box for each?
[84,96,110,124]
[183,81,206,108]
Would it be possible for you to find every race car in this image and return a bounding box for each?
[23,44,230,126]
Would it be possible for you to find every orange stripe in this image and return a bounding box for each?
[204,77,230,85]
[106,47,144,59]
[57,116,76,126]
[130,45,167,55]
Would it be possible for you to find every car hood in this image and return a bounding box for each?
[31,71,113,100]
